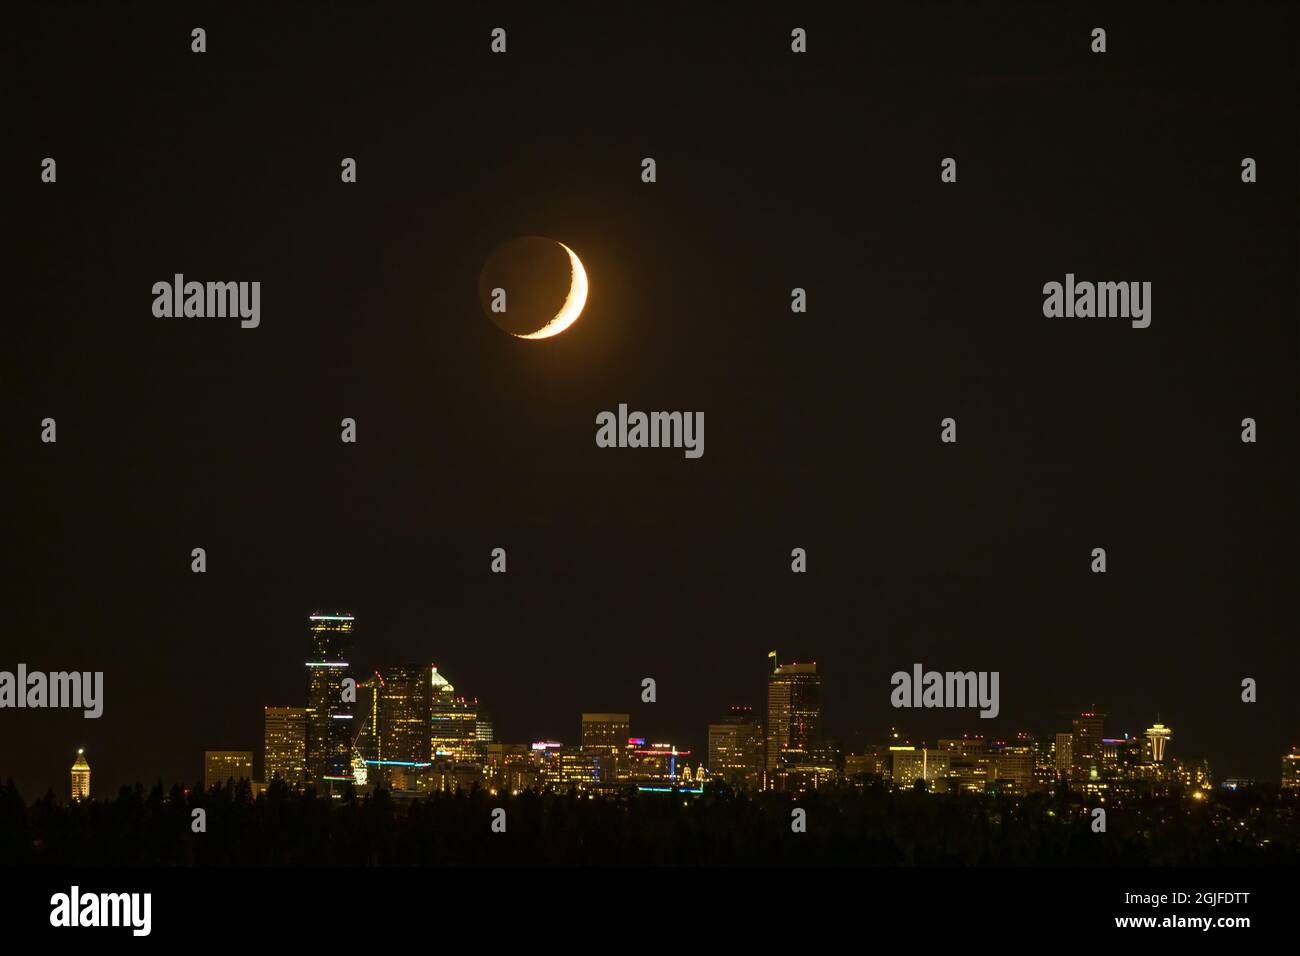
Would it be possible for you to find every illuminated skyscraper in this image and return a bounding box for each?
[305,612,355,786]
[581,713,630,751]
[1071,712,1105,780]
[707,706,764,789]
[264,706,308,788]
[360,665,434,788]
[429,666,478,761]
[205,751,254,791]
[70,749,90,802]
[379,666,433,764]
[1054,733,1073,780]
[581,713,630,781]
[1144,722,1172,763]
[766,652,821,777]
[1283,748,1299,791]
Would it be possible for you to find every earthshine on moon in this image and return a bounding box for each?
[479,236,588,340]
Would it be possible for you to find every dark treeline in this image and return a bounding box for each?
[1,778,1296,866]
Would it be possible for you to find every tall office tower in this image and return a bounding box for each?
[377,666,433,767]
[1283,748,1300,791]
[581,713,631,781]
[1054,733,1073,780]
[707,706,764,789]
[70,749,91,802]
[264,706,308,788]
[1144,722,1172,763]
[429,667,478,761]
[304,612,355,785]
[205,751,254,791]
[1071,712,1105,780]
[766,652,821,775]
[460,700,489,761]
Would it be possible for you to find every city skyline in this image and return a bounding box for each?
[51,709,1300,806]
[33,611,1297,803]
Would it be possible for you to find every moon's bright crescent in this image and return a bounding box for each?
[513,242,587,340]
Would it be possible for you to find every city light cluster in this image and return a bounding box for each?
[119,614,1296,806]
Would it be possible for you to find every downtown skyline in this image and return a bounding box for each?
[24,609,1296,803]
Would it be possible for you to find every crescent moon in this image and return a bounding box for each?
[513,242,588,340]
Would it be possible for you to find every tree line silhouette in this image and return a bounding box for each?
[1,776,1296,866]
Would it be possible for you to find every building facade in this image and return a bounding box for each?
[70,749,90,802]
[707,706,764,790]
[264,705,308,788]
[891,746,951,791]
[581,713,631,782]
[305,612,355,786]
[1071,712,1105,781]
[429,666,479,761]
[205,751,254,791]
[766,652,821,779]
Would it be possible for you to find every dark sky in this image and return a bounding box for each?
[7,2,1297,799]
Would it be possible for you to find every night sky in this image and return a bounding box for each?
[7,2,1297,799]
